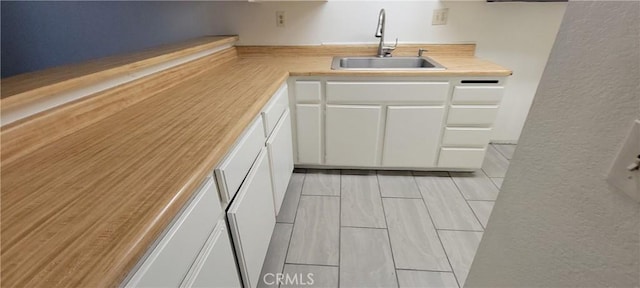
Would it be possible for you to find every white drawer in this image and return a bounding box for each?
[126,176,222,288]
[262,84,289,138]
[447,105,499,126]
[228,148,276,288]
[442,127,492,147]
[326,81,449,104]
[452,86,504,105]
[438,148,486,169]
[182,220,241,288]
[215,117,266,204]
[295,81,322,103]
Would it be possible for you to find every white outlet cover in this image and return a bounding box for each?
[432,8,449,26]
[607,119,640,202]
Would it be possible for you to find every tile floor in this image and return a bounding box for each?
[258,144,515,288]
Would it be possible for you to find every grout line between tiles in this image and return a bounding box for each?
[279,171,307,288]
[396,268,456,273]
[283,262,340,268]
[450,172,485,233]
[436,228,485,233]
[340,225,388,230]
[411,171,461,288]
[376,172,400,288]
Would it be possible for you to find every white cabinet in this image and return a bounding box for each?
[262,84,289,138]
[325,105,382,166]
[295,104,322,164]
[227,148,276,288]
[438,147,487,169]
[215,118,266,204]
[125,176,222,288]
[382,106,445,167]
[266,109,294,214]
[182,221,241,288]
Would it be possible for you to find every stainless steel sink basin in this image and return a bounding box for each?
[331,56,445,70]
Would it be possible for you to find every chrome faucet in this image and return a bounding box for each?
[375,9,397,57]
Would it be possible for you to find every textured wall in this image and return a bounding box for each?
[207,1,567,143]
[1,1,218,77]
[466,1,640,287]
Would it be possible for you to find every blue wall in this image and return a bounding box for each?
[1,1,219,78]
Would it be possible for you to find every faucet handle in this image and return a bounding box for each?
[418,48,427,57]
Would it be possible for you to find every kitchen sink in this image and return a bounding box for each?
[331,56,446,70]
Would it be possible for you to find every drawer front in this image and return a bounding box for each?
[215,117,266,204]
[228,148,276,288]
[447,105,499,126]
[267,109,294,215]
[262,84,289,138]
[182,220,241,288]
[452,86,504,105]
[126,176,222,287]
[442,127,492,147]
[438,148,486,169]
[326,81,449,104]
[295,81,322,103]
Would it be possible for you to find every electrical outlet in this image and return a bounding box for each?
[276,11,285,28]
[432,8,449,26]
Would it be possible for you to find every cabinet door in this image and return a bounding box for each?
[126,177,222,288]
[181,221,241,288]
[267,109,294,215]
[295,104,322,164]
[383,106,445,167]
[325,105,382,166]
[227,148,276,288]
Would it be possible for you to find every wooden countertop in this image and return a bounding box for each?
[1,39,510,287]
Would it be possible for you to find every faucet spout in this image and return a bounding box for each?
[375,9,396,57]
[375,9,386,57]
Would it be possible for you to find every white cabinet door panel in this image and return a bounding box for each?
[325,105,382,166]
[438,147,486,169]
[227,149,276,288]
[215,117,266,204]
[295,104,322,164]
[295,81,322,103]
[383,106,444,167]
[182,220,241,288]
[267,109,294,215]
[126,176,221,288]
[326,82,449,104]
[262,84,289,138]
[446,105,499,127]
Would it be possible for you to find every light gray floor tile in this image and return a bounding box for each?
[467,201,495,229]
[438,231,483,288]
[414,174,483,231]
[490,177,504,189]
[450,171,499,201]
[396,270,459,288]
[481,146,509,178]
[286,196,340,265]
[492,144,516,160]
[258,223,293,288]
[280,264,339,288]
[340,227,398,288]
[382,198,450,271]
[277,173,305,223]
[377,171,422,198]
[341,174,387,228]
[302,169,341,196]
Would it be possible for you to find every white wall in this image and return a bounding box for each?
[208,0,567,142]
[466,1,640,287]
